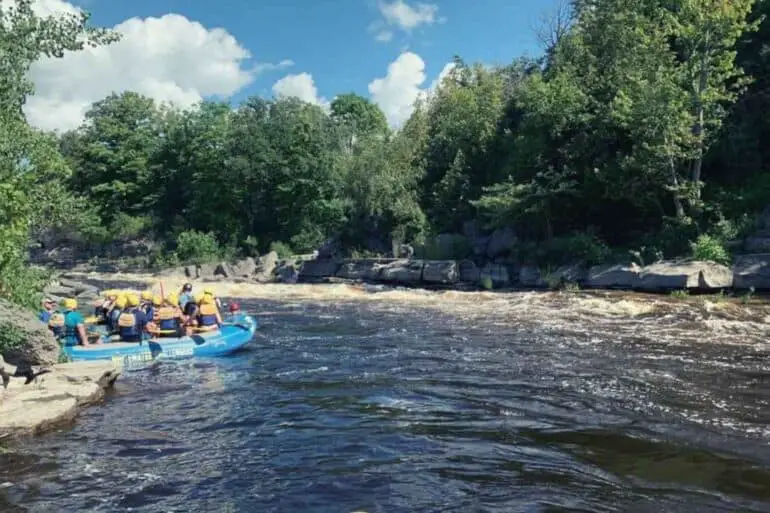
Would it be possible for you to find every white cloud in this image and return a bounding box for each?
[375,30,393,42]
[368,51,427,128]
[428,62,457,92]
[378,0,438,31]
[272,72,329,110]
[12,0,289,132]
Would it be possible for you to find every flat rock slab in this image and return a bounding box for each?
[0,361,121,438]
[587,264,641,289]
[637,261,733,291]
[422,260,458,284]
[733,253,770,290]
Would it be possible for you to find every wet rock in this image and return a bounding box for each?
[458,260,480,284]
[255,251,279,282]
[394,243,414,259]
[0,299,60,366]
[480,263,510,288]
[317,238,342,260]
[184,265,198,278]
[377,260,424,284]
[548,264,588,286]
[43,284,75,297]
[277,263,300,283]
[336,259,382,280]
[486,227,517,259]
[636,261,733,291]
[586,263,641,289]
[519,266,547,288]
[299,260,340,279]
[743,233,770,253]
[214,262,234,278]
[422,260,458,284]
[0,360,120,438]
[196,263,219,279]
[733,253,770,290]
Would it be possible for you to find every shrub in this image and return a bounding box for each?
[108,213,151,242]
[174,230,222,265]
[269,241,294,258]
[690,234,731,265]
[415,234,471,260]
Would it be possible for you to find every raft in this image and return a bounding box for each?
[62,314,258,364]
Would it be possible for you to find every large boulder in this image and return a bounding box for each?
[277,263,300,283]
[336,260,381,280]
[0,299,60,366]
[255,251,279,282]
[299,260,340,280]
[519,266,547,288]
[586,263,641,289]
[316,238,342,260]
[636,260,733,291]
[486,227,517,259]
[422,260,459,284]
[549,264,588,286]
[480,263,510,289]
[377,260,424,285]
[733,253,770,290]
[458,260,480,284]
[230,257,258,277]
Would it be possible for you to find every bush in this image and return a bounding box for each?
[415,234,471,260]
[174,230,222,265]
[0,261,50,310]
[108,213,151,242]
[269,241,293,258]
[691,234,731,265]
[516,231,611,267]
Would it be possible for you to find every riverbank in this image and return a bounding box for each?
[0,358,120,440]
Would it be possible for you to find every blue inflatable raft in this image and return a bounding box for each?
[63,314,258,365]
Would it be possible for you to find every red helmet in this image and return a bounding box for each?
[228,302,240,312]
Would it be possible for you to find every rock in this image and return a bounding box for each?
[44,284,75,297]
[462,220,482,241]
[395,244,414,259]
[458,260,480,283]
[548,264,588,286]
[317,239,342,260]
[184,265,198,278]
[519,266,546,288]
[57,279,98,296]
[277,263,300,283]
[255,251,279,282]
[636,260,733,291]
[230,257,257,277]
[422,260,459,284]
[299,260,340,279]
[434,234,468,259]
[0,360,120,438]
[480,263,510,289]
[214,262,234,278]
[486,227,517,259]
[377,260,424,284]
[0,299,61,366]
[471,236,490,257]
[733,253,770,290]
[586,263,641,289]
[196,263,219,279]
[744,233,770,253]
[336,259,380,280]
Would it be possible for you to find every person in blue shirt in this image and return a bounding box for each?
[55,298,94,347]
[179,283,193,311]
[38,297,56,324]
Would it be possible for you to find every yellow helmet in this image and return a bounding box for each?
[141,290,153,301]
[203,287,215,296]
[165,293,179,306]
[115,295,127,309]
[103,289,116,298]
[63,298,77,310]
[152,295,162,306]
[201,293,215,305]
[126,294,140,307]
[193,292,205,304]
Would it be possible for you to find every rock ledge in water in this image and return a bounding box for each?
[0,358,121,439]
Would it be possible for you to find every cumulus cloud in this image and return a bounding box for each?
[272,72,329,110]
[368,52,455,128]
[13,0,288,132]
[369,0,442,42]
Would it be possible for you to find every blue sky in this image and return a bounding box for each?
[25,0,560,132]
[76,0,556,103]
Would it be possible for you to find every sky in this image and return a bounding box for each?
[12,0,560,132]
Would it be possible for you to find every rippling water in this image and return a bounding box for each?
[3,283,770,512]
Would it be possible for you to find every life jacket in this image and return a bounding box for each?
[198,303,219,327]
[117,308,142,340]
[61,310,81,347]
[156,306,179,331]
[47,311,65,337]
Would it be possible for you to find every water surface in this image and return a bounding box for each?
[2,286,770,512]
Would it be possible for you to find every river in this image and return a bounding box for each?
[2,283,770,512]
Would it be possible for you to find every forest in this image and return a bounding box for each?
[2,0,769,307]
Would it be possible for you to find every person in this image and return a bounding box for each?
[196,293,223,332]
[179,283,193,310]
[117,294,146,343]
[38,297,56,323]
[57,298,95,347]
[108,295,127,334]
[203,287,222,309]
[140,290,155,320]
[150,293,185,338]
[94,290,118,323]
[224,301,241,322]
[183,293,203,335]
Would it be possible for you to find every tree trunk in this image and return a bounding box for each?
[691,47,709,200]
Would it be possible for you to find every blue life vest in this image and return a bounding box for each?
[117,308,144,341]
[60,310,82,347]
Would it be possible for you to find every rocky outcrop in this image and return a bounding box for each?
[733,254,770,290]
[586,263,642,289]
[636,261,733,291]
[0,357,120,439]
[0,299,61,366]
[422,260,459,284]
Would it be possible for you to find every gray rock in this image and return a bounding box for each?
[196,263,218,279]
[44,285,75,297]
[230,257,257,277]
[486,227,517,259]
[254,251,279,282]
[378,260,424,284]
[519,266,547,288]
[317,239,342,260]
[277,263,300,283]
[422,260,459,284]
[299,260,340,279]
[0,299,60,366]
[471,236,490,257]
[637,260,733,291]
[733,254,770,290]
[480,263,510,288]
[462,220,482,240]
[214,262,234,278]
[336,259,383,280]
[586,263,641,289]
[549,264,588,285]
[458,260,480,283]
[184,265,198,278]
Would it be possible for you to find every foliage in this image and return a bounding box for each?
[268,241,294,259]
[174,230,222,265]
[0,324,27,355]
[690,234,731,265]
